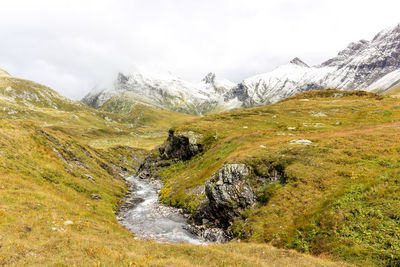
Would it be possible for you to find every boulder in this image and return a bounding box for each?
[203,164,256,228]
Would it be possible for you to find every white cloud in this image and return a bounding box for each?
[0,0,399,99]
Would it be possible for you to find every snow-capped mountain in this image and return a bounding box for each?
[226,23,400,106]
[83,23,400,114]
[82,71,237,115]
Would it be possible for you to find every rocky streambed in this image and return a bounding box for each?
[117,130,287,245]
[117,175,208,244]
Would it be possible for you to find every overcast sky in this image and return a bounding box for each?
[0,0,399,99]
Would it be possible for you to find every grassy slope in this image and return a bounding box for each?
[383,82,400,98]
[99,93,193,148]
[0,76,345,266]
[158,89,400,266]
[0,76,190,150]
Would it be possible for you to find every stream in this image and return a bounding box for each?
[118,175,207,245]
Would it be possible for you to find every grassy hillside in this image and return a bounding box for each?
[156,89,400,266]
[383,82,400,98]
[0,76,191,150]
[0,119,349,266]
[0,75,347,266]
[99,93,193,148]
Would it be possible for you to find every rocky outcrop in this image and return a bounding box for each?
[204,164,256,228]
[186,162,287,242]
[136,130,202,180]
[184,164,258,242]
[135,131,287,243]
[159,130,202,161]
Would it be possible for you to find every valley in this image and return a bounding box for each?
[1,22,400,267]
[0,73,347,266]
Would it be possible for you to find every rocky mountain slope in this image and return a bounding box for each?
[230,23,400,107]
[83,24,400,115]
[82,71,238,115]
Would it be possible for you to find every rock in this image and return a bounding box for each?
[259,145,266,148]
[310,111,327,117]
[303,122,325,128]
[287,127,296,130]
[290,139,312,145]
[333,93,344,98]
[64,220,74,226]
[203,164,256,228]
[299,99,310,102]
[180,131,204,144]
[136,130,202,180]
[159,130,202,161]
[85,174,95,181]
[91,193,102,200]
[120,197,144,210]
[202,228,229,243]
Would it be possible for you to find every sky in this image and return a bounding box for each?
[0,0,399,99]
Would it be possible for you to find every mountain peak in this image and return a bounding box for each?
[290,57,309,67]
[117,72,129,84]
[373,23,400,42]
[202,72,216,84]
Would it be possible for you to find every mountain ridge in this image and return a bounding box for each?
[82,23,400,115]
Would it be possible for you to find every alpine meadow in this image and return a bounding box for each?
[1,1,400,266]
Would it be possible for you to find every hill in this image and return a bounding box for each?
[139,89,400,266]
[0,74,191,150]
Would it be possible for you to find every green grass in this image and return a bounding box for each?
[0,76,347,266]
[155,89,400,266]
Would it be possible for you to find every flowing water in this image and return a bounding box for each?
[119,176,207,244]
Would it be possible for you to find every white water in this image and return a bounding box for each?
[119,176,207,244]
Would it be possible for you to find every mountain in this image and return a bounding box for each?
[0,69,192,151]
[83,24,400,114]
[0,70,88,111]
[227,23,400,106]
[82,71,238,115]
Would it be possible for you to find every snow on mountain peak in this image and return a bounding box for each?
[82,69,237,115]
[290,57,309,68]
[224,23,400,107]
[83,23,400,115]
[202,72,216,84]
